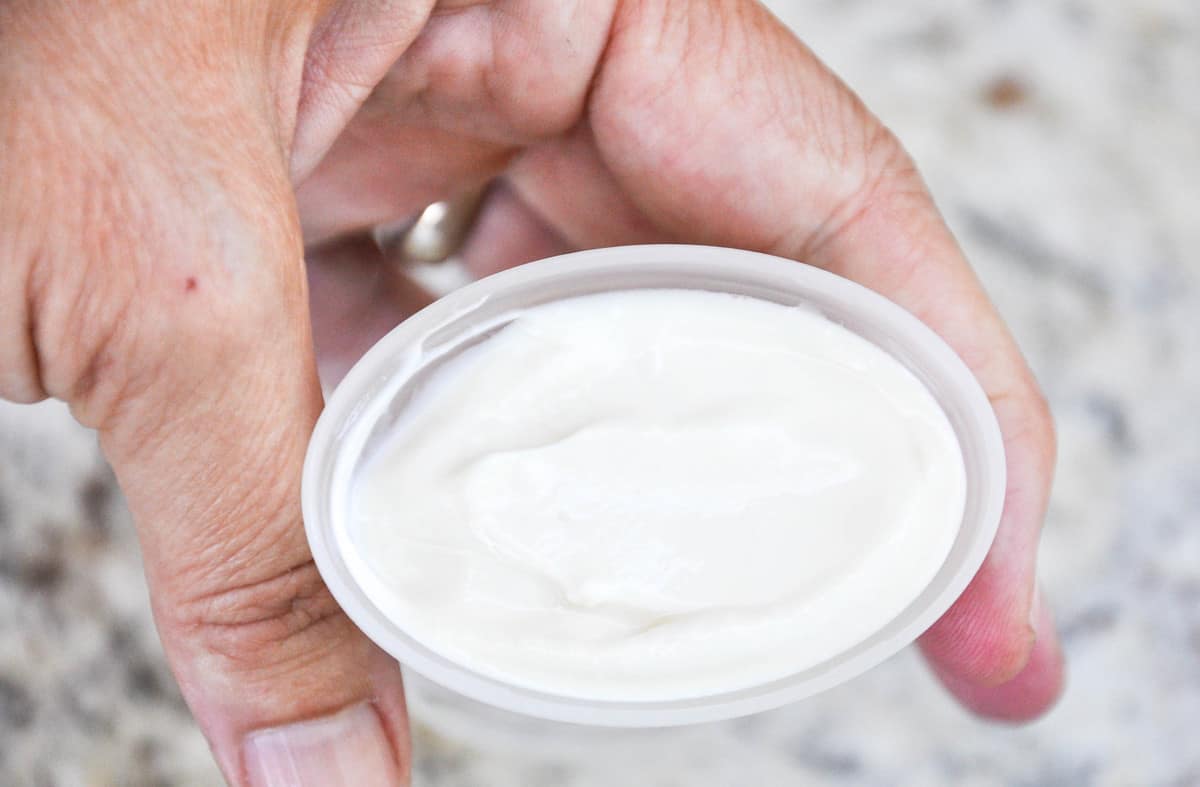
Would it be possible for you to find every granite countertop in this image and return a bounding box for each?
[2,0,1197,784]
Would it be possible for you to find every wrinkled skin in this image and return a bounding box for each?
[0,1,1062,784]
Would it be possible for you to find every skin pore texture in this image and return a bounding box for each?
[0,1,1061,783]
[352,290,967,700]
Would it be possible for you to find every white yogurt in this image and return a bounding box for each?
[351,289,966,701]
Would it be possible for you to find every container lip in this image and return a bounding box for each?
[302,243,1006,727]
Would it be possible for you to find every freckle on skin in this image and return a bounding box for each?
[185,277,197,292]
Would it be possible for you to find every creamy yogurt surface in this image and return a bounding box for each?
[350,289,966,701]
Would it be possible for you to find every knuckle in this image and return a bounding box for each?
[176,559,352,673]
[1018,384,1057,455]
[801,127,930,269]
[990,380,1058,474]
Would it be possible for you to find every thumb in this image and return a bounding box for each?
[90,192,409,784]
[1,5,413,784]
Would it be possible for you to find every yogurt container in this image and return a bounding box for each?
[301,244,1005,726]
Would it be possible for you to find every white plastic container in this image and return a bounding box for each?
[302,244,1006,726]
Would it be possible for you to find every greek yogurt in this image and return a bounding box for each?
[350,288,966,701]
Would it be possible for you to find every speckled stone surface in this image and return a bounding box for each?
[2,1,1197,784]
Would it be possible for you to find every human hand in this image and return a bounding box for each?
[0,2,1062,785]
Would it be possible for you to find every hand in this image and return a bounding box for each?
[0,1,1062,784]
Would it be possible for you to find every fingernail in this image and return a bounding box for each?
[244,703,403,787]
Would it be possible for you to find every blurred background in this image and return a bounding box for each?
[2,0,1197,784]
